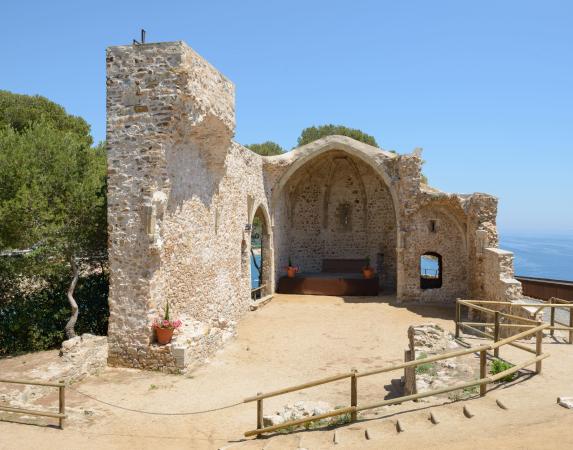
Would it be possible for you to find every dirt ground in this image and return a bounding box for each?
[1,294,573,450]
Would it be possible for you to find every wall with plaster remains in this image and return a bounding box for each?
[277,150,397,290]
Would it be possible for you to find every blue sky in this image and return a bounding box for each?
[1,1,572,234]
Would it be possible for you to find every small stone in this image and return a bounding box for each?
[558,397,573,409]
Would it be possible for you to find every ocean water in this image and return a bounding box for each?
[250,232,573,289]
[500,232,573,281]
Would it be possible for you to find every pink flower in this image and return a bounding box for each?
[162,319,171,328]
[173,319,182,328]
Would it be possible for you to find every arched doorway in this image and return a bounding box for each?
[250,206,272,299]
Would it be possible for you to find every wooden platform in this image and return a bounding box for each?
[277,273,379,296]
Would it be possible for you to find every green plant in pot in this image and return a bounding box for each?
[286,256,299,278]
[362,256,374,279]
[152,302,182,345]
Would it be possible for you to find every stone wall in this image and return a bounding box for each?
[107,42,269,372]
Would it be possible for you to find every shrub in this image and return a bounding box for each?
[0,272,108,356]
[490,358,516,382]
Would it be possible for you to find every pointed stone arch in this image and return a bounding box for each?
[250,203,274,297]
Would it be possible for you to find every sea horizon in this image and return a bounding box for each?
[499,230,572,282]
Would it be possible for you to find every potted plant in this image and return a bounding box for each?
[362,257,374,279]
[286,257,299,278]
[152,302,182,345]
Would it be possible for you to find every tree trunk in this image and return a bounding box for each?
[64,255,80,339]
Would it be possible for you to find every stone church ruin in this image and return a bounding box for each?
[106,41,522,372]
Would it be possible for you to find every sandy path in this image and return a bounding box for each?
[1,294,572,449]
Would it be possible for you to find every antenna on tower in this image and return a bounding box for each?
[133,29,146,45]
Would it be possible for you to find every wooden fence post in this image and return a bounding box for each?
[479,350,487,397]
[550,299,555,337]
[351,369,358,421]
[256,393,263,437]
[59,382,65,429]
[569,306,573,345]
[455,300,461,338]
[535,324,543,374]
[494,311,500,358]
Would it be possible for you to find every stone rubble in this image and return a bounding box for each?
[263,401,333,427]
[405,324,477,397]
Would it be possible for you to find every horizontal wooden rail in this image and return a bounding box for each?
[460,300,573,308]
[488,354,549,382]
[458,323,537,353]
[457,298,573,345]
[356,344,490,378]
[0,378,64,388]
[0,405,65,419]
[357,378,490,412]
[458,300,540,323]
[244,406,355,437]
[244,372,353,402]
[0,378,66,428]
[490,323,549,349]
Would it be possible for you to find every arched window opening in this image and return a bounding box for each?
[420,252,442,289]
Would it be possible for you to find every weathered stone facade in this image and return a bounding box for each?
[106,40,521,371]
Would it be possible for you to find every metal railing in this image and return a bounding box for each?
[0,378,66,428]
[243,322,549,437]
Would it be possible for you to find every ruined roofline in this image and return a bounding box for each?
[106,40,234,89]
[259,134,398,162]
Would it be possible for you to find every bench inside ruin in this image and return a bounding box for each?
[277,258,379,296]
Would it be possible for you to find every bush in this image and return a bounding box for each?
[297,124,378,147]
[0,272,108,356]
[490,358,516,382]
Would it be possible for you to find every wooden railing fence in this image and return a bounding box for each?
[243,322,549,437]
[0,378,66,428]
[456,297,573,346]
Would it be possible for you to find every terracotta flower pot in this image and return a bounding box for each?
[287,266,298,278]
[362,267,374,279]
[155,327,174,345]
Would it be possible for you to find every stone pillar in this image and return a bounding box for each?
[106,41,235,370]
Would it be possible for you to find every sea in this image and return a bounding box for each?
[500,231,573,281]
[250,232,573,288]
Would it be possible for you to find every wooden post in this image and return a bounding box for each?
[550,299,555,337]
[493,311,500,358]
[351,369,358,421]
[569,306,573,344]
[455,301,461,338]
[479,350,487,397]
[59,382,65,429]
[256,392,263,436]
[535,324,543,374]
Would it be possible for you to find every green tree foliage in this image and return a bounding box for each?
[246,141,284,156]
[0,90,92,145]
[0,91,107,344]
[297,124,378,147]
